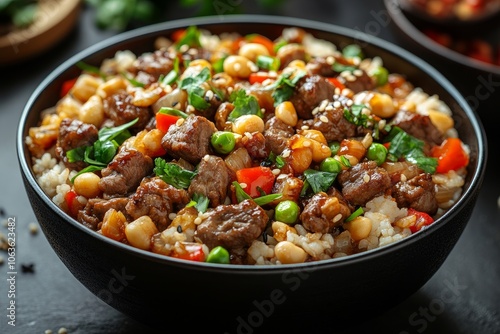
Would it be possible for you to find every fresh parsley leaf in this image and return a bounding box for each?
[66,146,86,163]
[187,193,209,213]
[179,67,211,110]
[267,70,306,106]
[157,107,188,118]
[386,126,438,174]
[98,118,138,142]
[302,169,337,194]
[227,89,262,122]
[332,62,357,73]
[154,158,197,189]
[343,104,371,127]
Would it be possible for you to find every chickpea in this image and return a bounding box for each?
[79,95,104,127]
[223,55,256,78]
[272,221,298,242]
[343,216,372,241]
[274,241,307,264]
[275,101,298,126]
[101,209,127,241]
[71,74,102,103]
[238,43,269,62]
[125,216,159,250]
[232,115,265,135]
[288,147,313,174]
[73,172,101,198]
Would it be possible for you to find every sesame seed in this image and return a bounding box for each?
[333,101,341,108]
[301,125,309,130]
[326,56,335,65]
[175,118,184,126]
[378,119,386,129]
[203,155,210,161]
[333,214,342,223]
[239,182,248,189]
[311,107,319,116]
[363,173,370,183]
[194,217,202,225]
[282,149,291,158]
[325,104,334,111]
[320,115,329,123]
[346,99,354,107]
[28,222,38,235]
[244,132,253,139]
[272,169,281,175]
[227,87,233,94]
[186,105,195,113]
[188,48,198,56]
[353,69,363,77]
[205,90,214,100]
[401,174,407,182]
[319,100,328,112]
[262,79,274,86]
[168,213,177,220]
[353,57,361,65]
[333,92,340,99]
[303,140,311,147]
[179,44,189,53]
[340,70,351,77]
[77,196,87,205]
[260,108,266,113]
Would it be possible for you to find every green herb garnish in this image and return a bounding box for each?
[179,66,211,110]
[186,193,210,213]
[302,169,337,194]
[154,158,197,189]
[227,89,262,122]
[232,181,282,206]
[160,57,180,86]
[267,69,306,106]
[176,25,201,49]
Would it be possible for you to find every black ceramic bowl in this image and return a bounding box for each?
[17,15,486,332]
[385,0,500,106]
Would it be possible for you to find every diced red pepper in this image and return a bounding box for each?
[408,208,434,233]
[236,166,275,198]
[431,137,469,173]
[327,77,346,90]
[249,72,276,84]
[156,113,180,133]
[60,77,77,98]
[171,29,186,43]
[171,242,206,262]
[64,189,79,217]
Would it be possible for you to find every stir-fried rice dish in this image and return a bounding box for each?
[26,26,470,265]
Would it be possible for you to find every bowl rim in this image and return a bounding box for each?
[384,0,500,76]
[17,14,487,272]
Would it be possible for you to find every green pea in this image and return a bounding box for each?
[329,141,340,155]
[206,246,230,264]
[370,66,389,86]
[342,44,364,59]
[275,200,300,224]
[367,143,388,166]
[320,157,342,174]
[211,131,236,154]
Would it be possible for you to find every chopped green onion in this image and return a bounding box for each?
[345,207,364,222]
[158,107,189,119]
[256,55,280,71]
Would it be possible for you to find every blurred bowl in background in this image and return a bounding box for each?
[0,0,81,66]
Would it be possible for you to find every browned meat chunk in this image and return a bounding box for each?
[272,174,304,205]
[188,155,230,208]
[300,191,351,233]
[78,197,129,230]
[214,102,234,131]
[391,110,443,146]
[299,102,357,142]
[99,148,153,198]
[55,118,98,170]
[264,116,294,155]
[194,200,269,250]
[306,57,336,77]
[129,49,175,84]
[289,74,335,119]
[161,115,216,165]
[338,161,391,206]
[103,93,152,132]
[392,173,438,215]
[242,132,269,160]
[338,69,375,93]
[126,177,190,231]
[276,44,306,69]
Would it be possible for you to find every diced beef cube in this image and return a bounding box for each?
[338,161,391,206]
[392,173,438,215]
[55,118,98,170]
[242,132,269,160]
[103,92,152,132]
[289,74,335,119]
[299,102,357,142]
[276,44,307,69]
[391,110,444,146]
[264,116,294,155]
[126,177,190,231]
[306,57,336,77]
[188,155,230,208]
[161,115,217,165]
[78,197,129,230]
[272,174,304,205]
[129,49,175,84]
[338,69,376,93]
[99,147,153,198]
[300,191,351,233]
[194,200,269,250]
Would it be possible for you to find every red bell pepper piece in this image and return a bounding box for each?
[64,189,79,217]
[236,166,275,198]
[60,77,78,98]
[249,72,276,84]
[327,77,346,90]
[156,113,180,133]
[431,137,469,173]
[408,208,434,233]
[245,34,275,55]
[171,242,206,262]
